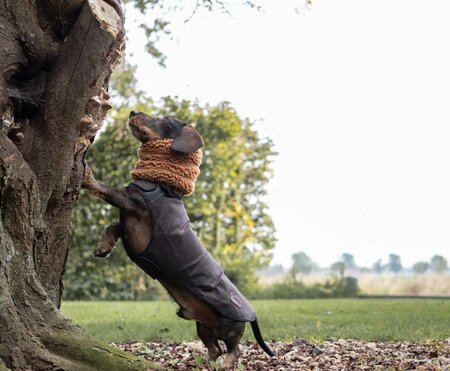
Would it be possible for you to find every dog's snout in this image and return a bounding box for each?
[129,111,139,118]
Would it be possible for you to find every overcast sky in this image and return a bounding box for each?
[124,0,450,268]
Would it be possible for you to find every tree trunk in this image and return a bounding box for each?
[0,1,157,369]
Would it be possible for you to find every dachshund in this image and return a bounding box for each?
[81,111,274,368]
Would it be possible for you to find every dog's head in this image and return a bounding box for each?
[127,111,204,153]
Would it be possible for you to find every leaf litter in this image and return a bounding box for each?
[116,338,450,370]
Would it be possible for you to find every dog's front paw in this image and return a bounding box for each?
[82,163,96,189]
[93,241,113,258]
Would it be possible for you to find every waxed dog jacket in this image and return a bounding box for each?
[122,180,256,322]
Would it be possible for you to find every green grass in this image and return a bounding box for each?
[61,299,450,343]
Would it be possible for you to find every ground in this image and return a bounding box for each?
[61,299,450,369]
[117,339,450,370]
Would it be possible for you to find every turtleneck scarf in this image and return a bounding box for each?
[131,139,203,196]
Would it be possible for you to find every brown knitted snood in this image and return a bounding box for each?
[131,139,203,196]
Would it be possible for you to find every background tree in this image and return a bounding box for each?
[372,259,384,274]
[359,266,371,273]
[327,253,355,278]
[265,264,285,275]
[66,93,276,299]
[430,255,448,274]
[341,253,356,269]
[412,261,430,274]
[387,254,402,273]
[290,252,314,280]
[330,261,346,278]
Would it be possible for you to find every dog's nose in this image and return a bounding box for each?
[129,111,139,118]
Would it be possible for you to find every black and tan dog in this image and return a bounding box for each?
[82,111,274,368]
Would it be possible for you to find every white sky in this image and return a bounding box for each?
[124,0,450,268]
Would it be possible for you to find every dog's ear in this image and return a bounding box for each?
[171,125,204,153]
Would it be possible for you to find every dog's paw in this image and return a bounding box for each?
[93,242,113,258]
[82,164,96,189]
[93,249,112,258]
[93,251,111,258]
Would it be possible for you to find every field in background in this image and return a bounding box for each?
[357,274,450,296]
[258,273,450,296]
[61,299,450,343]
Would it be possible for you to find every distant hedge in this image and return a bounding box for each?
[250,276,360,300]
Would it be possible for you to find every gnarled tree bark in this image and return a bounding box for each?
[0,1,157,369]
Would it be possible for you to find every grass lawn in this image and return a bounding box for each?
[61,299,450,343]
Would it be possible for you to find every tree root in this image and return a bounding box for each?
[38,325,161,371]
[0,301,161,370]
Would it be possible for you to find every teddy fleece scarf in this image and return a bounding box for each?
[131,139,202,196]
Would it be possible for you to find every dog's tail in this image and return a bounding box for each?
[250,318,275,357]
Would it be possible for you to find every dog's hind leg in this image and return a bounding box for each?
[93,222,120,258]
[221,320,245,369]
[196,322,223,362]
[176,307,196,320]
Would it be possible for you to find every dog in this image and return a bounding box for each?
[81,111,275,368]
